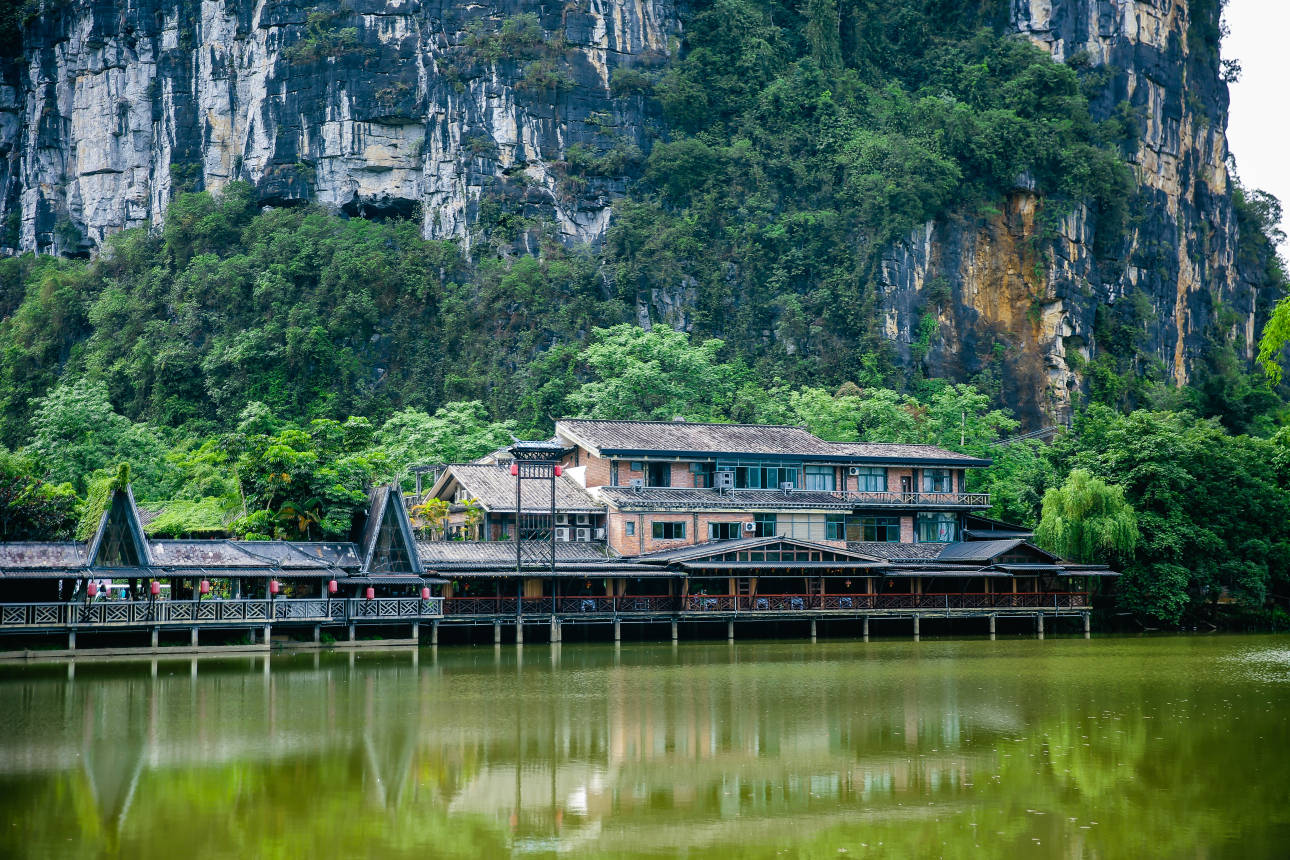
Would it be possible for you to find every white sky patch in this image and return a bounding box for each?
[1223,0,1290,259]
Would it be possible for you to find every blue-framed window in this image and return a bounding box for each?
[852,466,887,492]
[915,513,957,542]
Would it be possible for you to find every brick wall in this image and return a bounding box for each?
[608,510,756,556]
[900,515,914,543]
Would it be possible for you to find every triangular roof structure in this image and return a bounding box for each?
[936,539,1060,565]
[359,485,423,575]
[635,536,888,568]
[87,487,152,569]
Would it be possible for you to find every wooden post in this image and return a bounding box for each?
[913,615,920,641]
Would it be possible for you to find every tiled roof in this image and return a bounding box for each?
[0,542,88,570]
[632,536,885,563]
[416,540,617,566]
[149,540,278,568]
[598,487,853,510]
[234,541,337,569]
[556,419,989,465]
[291,542,364,569]
[847,541,947,560]
[936,539,1029,563]
[438,464,604,513]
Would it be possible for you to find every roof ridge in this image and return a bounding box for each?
[559,418,812,430]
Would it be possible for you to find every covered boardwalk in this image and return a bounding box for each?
[0,484,443,653]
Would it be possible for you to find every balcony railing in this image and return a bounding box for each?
[0,598,444,630]
[832,491,991,507]
[441,593,1088,616]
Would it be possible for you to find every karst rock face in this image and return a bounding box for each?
[0,0,674,253]
[0,0,1274,425]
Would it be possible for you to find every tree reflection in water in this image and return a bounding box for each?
[0,637,1287,858]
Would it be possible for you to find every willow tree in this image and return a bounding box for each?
[1036,469,1139,563]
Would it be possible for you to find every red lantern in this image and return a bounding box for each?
[149,580,160,597]
[86,581,98,598]
[269,579,280,595]
[510,463,519,476]
[328,579,338,594]
[199,580,210,595]
[420,586,431,600]
[365,586,375,601]
[554,465,563,477]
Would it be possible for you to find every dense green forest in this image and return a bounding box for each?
[0,0,1288,627]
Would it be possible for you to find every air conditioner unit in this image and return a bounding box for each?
[779,482,795,492]
[554,527,570,542]
[576,513,590,525]
[630,478,645,491]
[714,471,735,490]
[742,521,757,533]
[848,466,861,476]
[575,528,591,542]
[593,528,606,540]
[555,514,569,525]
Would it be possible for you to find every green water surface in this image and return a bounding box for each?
[1,635,1288,858]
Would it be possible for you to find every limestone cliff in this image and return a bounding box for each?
[0,0,673,253]
[0,0,1277,426]
[878,0,1271,422]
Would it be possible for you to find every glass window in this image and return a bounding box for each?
[826,514,846,541]
[647,462,672,487]
[754,513,777,537]
[610,461,619,487]
[923,469,953,493]
[915,513,957,542]
[625,521,635,536]
[716,461,802,489]
[803,465,836,491]
[709,522,743,540]
[852,466,888,492]
[690,462,714,488]
[846,516,901,542]
[652,521,686,540]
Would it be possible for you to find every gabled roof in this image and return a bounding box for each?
[87,487,152,569]
[936,539,1060,564]
[598,486,853,511]
[632,536,886,565]
[556,419,990,466]
[0,542,88,571]
[428,464,604,513]
[847,541,947,561]
[358,485,423,575]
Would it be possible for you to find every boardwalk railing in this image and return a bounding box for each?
[0,598,444,630]
[442,593,1088,617]
[832,491,991,507]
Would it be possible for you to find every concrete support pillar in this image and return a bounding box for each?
[263,625,271,646]
[550,617,559,643]
[190,627,199,648]
[516,623,524,645]
[989,614,996,641]
[313,624,321,645]
[614,619,621,642]
[347,623,356,643]
[431,621,439,646]
[810,619,817,642]
[151,627,159,649]
[1083,613,1091,639]
[913,615,920,642]
[1037,614,1045,639]
[494,622,502,644]
[68,630,76,651]
[862,617,869,641]
[671,620,678,642]
[727,620,734,642]
[411,622,419,643]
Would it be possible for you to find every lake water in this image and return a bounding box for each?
[1,635,1288,858]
